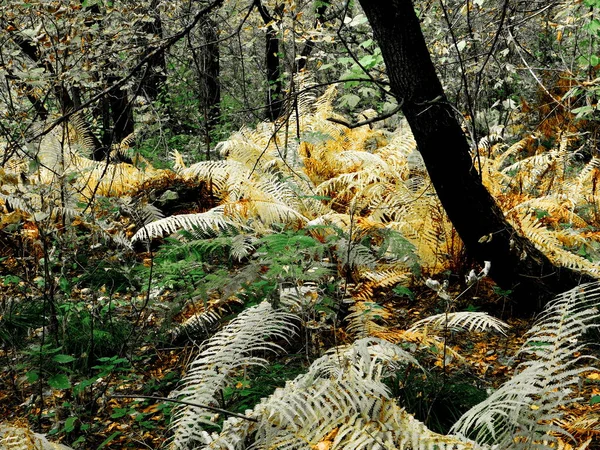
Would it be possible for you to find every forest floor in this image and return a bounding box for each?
[1,278,599,449]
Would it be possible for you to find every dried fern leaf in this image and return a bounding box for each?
[408,312,509,335]
[131,207,241,242]
[204,338,484,450]
[0,423,73,450]
[168,302,297,449]
[452,282,600,448]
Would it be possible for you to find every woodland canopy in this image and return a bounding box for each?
[0,0,599,448]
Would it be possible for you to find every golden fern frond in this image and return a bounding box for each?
[362,266,410,289]
[345,300,394,338]
[502,149,568,195]
[178,160,249,198]
[0,423,73,450]
[517,213,600,275]
[216,132,277,172]
[510,195,589,229]
[492,136,530,169]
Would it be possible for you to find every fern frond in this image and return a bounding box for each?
[408,312,509,335]
[168,302,298,449]
[204,338,483,450]
[171,296,243,341]
[336,238,377,270]
[0,423,73,449]
[346,301,393,338]
[131,207,241,242]
[452,282,600,447]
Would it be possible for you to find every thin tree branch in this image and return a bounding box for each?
[110,394,259,422]
[21,0,224,146]
[326,102,403,129]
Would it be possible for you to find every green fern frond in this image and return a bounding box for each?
[336,238,377,270]
[168,302,298,449]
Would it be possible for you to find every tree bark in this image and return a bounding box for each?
[295,0,330,73]
[358,0,592,314]
[255,0,284,121]
[140,0,167,103]
[199,17,221,155]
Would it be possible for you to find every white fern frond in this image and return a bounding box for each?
[452,282,600,448]
[131,206,241,242]
[204,338,484,450]
[168,302,297,449]
[408,312,509,335]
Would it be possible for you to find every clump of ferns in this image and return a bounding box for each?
[451,281,600,448]
[169,313,494,450]
[476,134,600,276]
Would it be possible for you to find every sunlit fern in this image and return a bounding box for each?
[0,423,72,450]
[476,134,600,276]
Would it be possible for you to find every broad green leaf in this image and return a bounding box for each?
[48,374,71,390]
[53,354,76,364]
[64,417,77,433]
[26,371,39,383]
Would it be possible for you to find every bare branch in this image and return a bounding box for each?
[110,394,259,422]
[21,0,224,146]
[326,103,403,129]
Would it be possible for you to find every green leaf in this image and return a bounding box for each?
[588,19,600,35]
[393,285,415,301]
[64,417,77,433]
[98,431,121,449]
[53,354,76,364]
[48,374,71,390]
[26,371,39,383]
[111,408,129,419]
[591,395,600,406]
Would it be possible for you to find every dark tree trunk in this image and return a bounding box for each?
[140,0,167,102]
[358,0,592,314]
[7,24,104,155]
[255,0,284,121]
[107,75,134,145]
[296,0,330,73]
[199,17,220,155]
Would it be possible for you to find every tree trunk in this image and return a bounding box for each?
[107,75,134,145]
[140,0,167,103]
[358,0,592,314]
[255,0,284,121]
[295,0,330,73]
[199,17,221,156]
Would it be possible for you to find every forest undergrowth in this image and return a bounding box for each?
[1,87,600,449]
